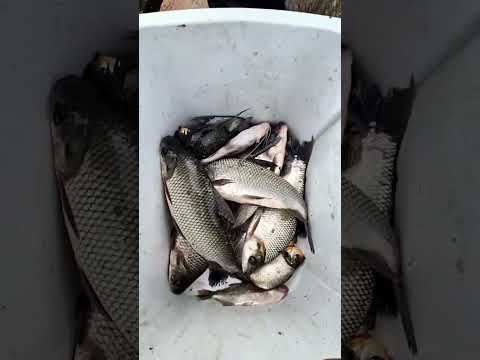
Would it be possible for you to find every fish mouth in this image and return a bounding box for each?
[276,285,289,296]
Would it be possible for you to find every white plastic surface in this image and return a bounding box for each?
[140,9,341,360]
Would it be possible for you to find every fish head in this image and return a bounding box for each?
[241,238,266,274]
[160,136,185,180]
[51,76,97,179]
[283,245,305,268]
[168,247,195,295]
[350,335,392,360]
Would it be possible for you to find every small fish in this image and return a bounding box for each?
[196,283,289,306]
[176,114,251,158]
[201,122,271,164]
[350,334,392,360]
[168,229,209,295]
[234,123,289,228]
[160,136,239,274]
[205,158,309,224]
[249,245,305,290]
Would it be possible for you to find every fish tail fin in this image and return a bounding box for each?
[377,76,416,145]
[196,290,214,300]
[393,277,418,354]
[287,135,315,163]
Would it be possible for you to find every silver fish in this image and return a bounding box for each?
[51,76,138,358]
[342,176,417,354]
[234,123,289,228]
[240,138,312,273]
[168,229,209,295]
[249,245,305,290]
[196,283,289,306]
[160,136,239,274]
[205,158,309,225]
[201,122,271,164]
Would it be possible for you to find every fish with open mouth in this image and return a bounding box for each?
[249,245,305,290]
[160,136,239,274]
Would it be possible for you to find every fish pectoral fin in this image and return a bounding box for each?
[244,158,275,170]
[212,187,235,228]
[208,264,230,287]
[212,178,235,186]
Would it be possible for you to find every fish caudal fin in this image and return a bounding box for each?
[393,277,418,354]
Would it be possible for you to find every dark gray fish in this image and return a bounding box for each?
[168,229,209,295]
[341,250,375,345]
[196,283,289,306]
[342,177,417,354]
[51,76,138,359]
[176,113,251,158]
[160,136,239,274]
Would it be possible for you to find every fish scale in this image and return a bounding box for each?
[63,125,139,350]
[341,252,375,344]
[344,131,397,215]
[253,158,307,263]
[164,153,239,273]
[75,305,137,360]
[207,158,307,221]
[175,232,209,275]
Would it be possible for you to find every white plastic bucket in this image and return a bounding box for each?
[140,9,341,360]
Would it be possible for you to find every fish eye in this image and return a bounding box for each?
[248,256,257,265]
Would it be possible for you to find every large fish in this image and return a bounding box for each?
[234,123,289,228]
[51,75,138,359]
[241,138,313,273]
[160,136,239,274]
[205,158,309,228]
[196,283,289,306]
[168,229,209,295]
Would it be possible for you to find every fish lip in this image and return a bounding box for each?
[277,285,289,296]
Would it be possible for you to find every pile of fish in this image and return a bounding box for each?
[341,47,417,360]
[161,113,315,306]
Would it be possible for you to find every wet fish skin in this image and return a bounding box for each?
[342,176,417,354]
[233,123,289,228]
[341,251,375,345]
[168,230,209,295]
[51,76,138,357]
[206,158,308,223]
[341,176,399,278]
[177,115,251,158]
[249,245,305,290]
[160,136,239,274]
[196,283,289,306]
[201,122,271,164]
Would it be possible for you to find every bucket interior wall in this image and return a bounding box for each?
[140,9,341,360]
[0,2,136,359]
[344,2,480,358]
